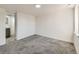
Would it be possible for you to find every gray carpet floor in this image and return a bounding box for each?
[0,35,76,54]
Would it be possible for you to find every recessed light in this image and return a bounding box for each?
[35,5,41,8]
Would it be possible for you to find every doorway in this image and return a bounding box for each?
[5,13,16,43]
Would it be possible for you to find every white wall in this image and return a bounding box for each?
[78,8,79,34]
[10,15,15,35]
[16,12,35,40]
[36,8,73,43]
[0,8,6,45]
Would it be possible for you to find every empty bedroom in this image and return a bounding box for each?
[0,4,79,54]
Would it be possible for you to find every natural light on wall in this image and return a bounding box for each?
[74,5,79,36]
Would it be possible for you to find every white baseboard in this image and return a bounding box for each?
[36,34,73,43]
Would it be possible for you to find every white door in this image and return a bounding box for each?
[0,8,6,45]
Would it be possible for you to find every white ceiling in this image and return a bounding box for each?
[0,4,74,16]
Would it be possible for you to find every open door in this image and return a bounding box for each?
[6,13,16,43]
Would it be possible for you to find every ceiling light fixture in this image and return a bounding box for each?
[35,4,41,8]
